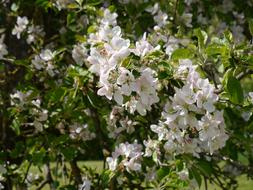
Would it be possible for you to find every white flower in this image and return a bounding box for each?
[114,88,124,105]
[0,164,7,174]
[107,141,143,172]
[31,49,57,76]
[79,179,91,190]
[26,25,45,44]
[36,109,48,122]
[0,35,8,58]
[178,169,189,180]
[248,92,253,103]
[97,84,113,100]
[145,167,157,181]
[131,33,159,57]
[123,157,142,172]
[197,13,208,25]
[220,0,234,13]
[32,55,44,70]
[165,37,189,58]
[143,139,160,157]
[145,3,159,15]
[69,123,96,141]
[154,10,168,27]
[12,16,29,39]
[150,124,168,141]
[54,0,75,10]
[104,36,130,59]
[88,48,107,75]
[184,0,196,6]
[106,157,118,171]
[231,24,245,43]
[10,90,33,106]
[101,9,118,26]
[0,183,4,190]
[117,67,135,96]
[72,43,88,65]
[40,49,54,62]
[132,68,159,115]
[89,25,121,44]
[179,13,192,27]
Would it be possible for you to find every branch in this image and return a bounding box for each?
[204,176,208,190]
[22,161,33,184]
[36,162,54,190]
[36,179,50,190]
[236,69,253,80]
[173,0,179,24]
[70,159,82,185]
[215,69,253,94]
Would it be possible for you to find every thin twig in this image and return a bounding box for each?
[36,179,50,190]
[204,176,208,190]
[22,161,33,184]
[36,162,54,190]
[173,0,179,24]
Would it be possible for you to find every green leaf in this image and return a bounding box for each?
[197,160,213,176]
[226,76,244,104]
[35,0,52,9]
[67,12,76,26]
[189,167,202,187]
[194,28,208,49]
[157,166,171,181]
[32,148,46,165]
[100,170,115,187]
[86,0,102,5]
[222,68,233,87]
[177,0,185,15]
[87,25,97,34]
[171,48,193,60]
[67,3,79,9]
[10,117,21,135]
[224,30,233,43]
[206,44,228,56]
[248,19,253,37]
[152,151,158,163]
[206,44,230,67]
[61,147,77,161]
[49,87,67,102]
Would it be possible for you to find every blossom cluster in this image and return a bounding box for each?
[106,106,137,138]
[31,49,59,77]
[150,59,228,157]
[10,90,49,132]
[12,16,45,44]
[69,123,96,141]
[87,9,159,116]
[106,141,143,172]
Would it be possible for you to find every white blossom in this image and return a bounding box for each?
[69,123,96,141]
[0,183,3,190]
[0,35,8,59]
[54,0,75,10]
[79,179,91,190]
[12,16,29,39]
[131,33,159,57]
[180,13,192,27]
[32,49,57,77]
[26,24,45,44]
[72,43,88,65]
[107,141,143,172]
